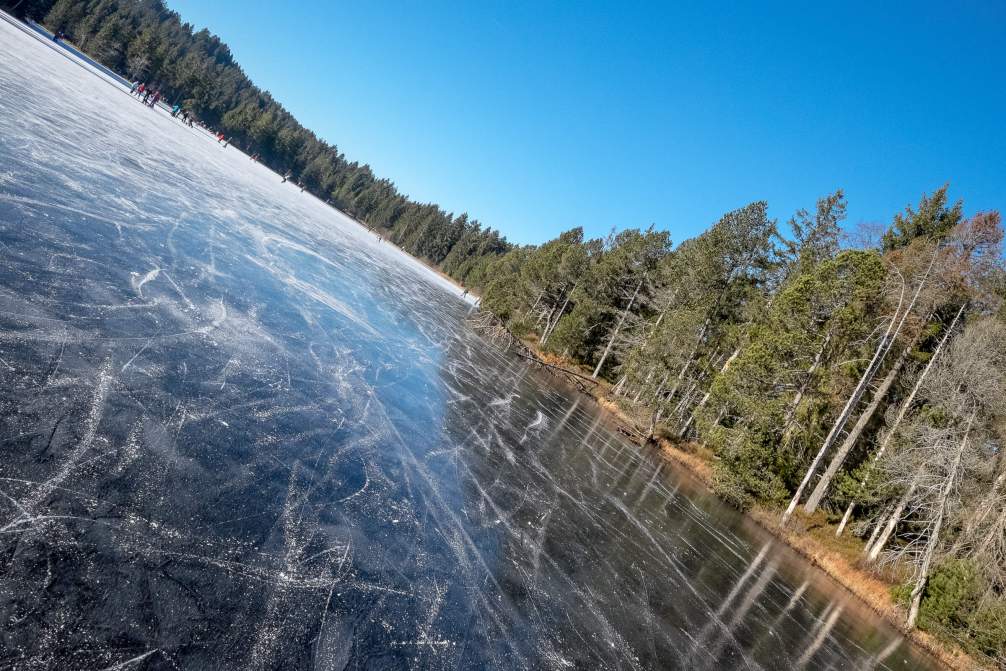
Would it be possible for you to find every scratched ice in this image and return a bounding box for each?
[0,18,941,671]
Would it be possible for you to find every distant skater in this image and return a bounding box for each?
[130,81,140,95]
[281,172,291,183]
[171,103,181,117]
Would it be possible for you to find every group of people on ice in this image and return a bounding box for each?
[128,81,194,127]
[123,82,298,190]
[129,81,160,107]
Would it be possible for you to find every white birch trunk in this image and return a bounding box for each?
[524,290,544,320]
[782,333,831,439]
[541,282,576,345]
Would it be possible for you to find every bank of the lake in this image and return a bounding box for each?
[528,342,986,671]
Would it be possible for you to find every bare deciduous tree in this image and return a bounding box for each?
[869,318,1006,628]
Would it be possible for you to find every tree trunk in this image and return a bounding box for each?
[907,413,974,629]
[835,500,856,537]
[782,333,831,439]
[862,500,893,553]
[866,481,917,561]
[666,318,710,405]
[782,306,900,524]
[524,290,544,320]
[679,346,740,438]
[782,247,938,525]
[538,303,556,330]
[592,278,643,379]
[541,283,576,345]
[634,369,653,403]
[673,380,698,420]
[836,303,965,535]
[647,371,671,438]
[804,344,912,513]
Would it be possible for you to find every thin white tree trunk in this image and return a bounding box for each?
[592,278,643,379]
[538,303,556,330]
[666,318,710,404]
[634,369,653,403]
[907,413,974,628]
[674,380,698,419]
[679,347,740,438]
[541,282,576,345]
[647,371,671,437]
[804,344,912,513]
[783,248,937,524]
[837,303,965,535]
[611,374,627,397]
[862,501,893,554]
[524,290,544,319]
[866,480,917,561]
[782,294,903,523]
[782,333,831,439]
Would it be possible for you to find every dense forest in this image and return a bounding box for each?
[3,0,511,286]
[4,0,1005,663]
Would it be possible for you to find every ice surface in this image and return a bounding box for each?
[0,17,940,670]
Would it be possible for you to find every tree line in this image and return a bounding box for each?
[4,0,1003,661]
[3,0,511,286]
[480,187,1006,660]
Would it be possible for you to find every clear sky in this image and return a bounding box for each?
[167,0,1005,246]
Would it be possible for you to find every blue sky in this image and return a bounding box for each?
[167,1,1005,246]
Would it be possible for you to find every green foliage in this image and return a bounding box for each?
[916,559,983,631]
[881,185,963,253]
[893,560,1006,659]
[698,250,887,502]
[969,599,1006,659]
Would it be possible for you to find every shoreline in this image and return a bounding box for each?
[543,350,984,670]
[653,440,978,671]
[340,212,480,302]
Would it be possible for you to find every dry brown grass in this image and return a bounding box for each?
[656,439,715,485]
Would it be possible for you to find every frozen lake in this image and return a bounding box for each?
[0,17,940,671]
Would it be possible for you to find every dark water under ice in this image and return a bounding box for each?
[0,17,941,671]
